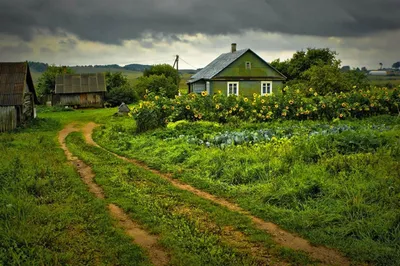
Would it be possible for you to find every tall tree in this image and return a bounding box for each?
[143,64,180,86]
[392,62,400,69]
[379,63,383,70]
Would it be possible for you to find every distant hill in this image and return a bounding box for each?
[27,61,196,85]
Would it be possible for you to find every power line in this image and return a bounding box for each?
[179,57,198,69]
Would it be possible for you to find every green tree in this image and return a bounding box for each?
[392,62,400,69]
[135,74,177,98]
[36,65,73,96]
[104,72,137,106]
[271,48,339,81]
[143,64,180,86]
[105,71,129,92]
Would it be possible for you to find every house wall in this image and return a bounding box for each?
[215,51,284,78]
[53,93,104,107]
[210,80,284,97]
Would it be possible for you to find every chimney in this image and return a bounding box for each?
[231,43,237,53]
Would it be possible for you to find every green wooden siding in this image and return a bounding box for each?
[210,80,283,97]
[215,51,283,78]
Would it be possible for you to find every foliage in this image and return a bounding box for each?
[392,61,400,69]
[132,87,400,132]
[28,61,49,72]
[0,117,149,265]
[135,74,178,99]
[271,48,339,80]
[105,72,138,106]
[143,64,180,86]
[105,71,129,92]
[106,84,138,107]
[96,115,400,265]
[36,65,73,96]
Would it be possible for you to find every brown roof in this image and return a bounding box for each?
[55,73,106,94]
[0,62,38,106]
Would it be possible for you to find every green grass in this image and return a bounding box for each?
[368,76,400,87]
[66,131,316,266]
[94,115,400,266]
[0,112,150,265]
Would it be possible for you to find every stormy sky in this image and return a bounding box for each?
[0,0,399,69]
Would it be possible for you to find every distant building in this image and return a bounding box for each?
[368,70,388,76]
[0,62,39,132]
[53,73,106,108]
[187,44,286,96]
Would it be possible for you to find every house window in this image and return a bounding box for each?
[227,82,239,96]
[261,81,272,95]
[245,61,252,70]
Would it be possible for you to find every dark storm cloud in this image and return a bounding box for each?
[0,0,399,44]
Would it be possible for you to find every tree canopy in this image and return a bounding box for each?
[143,64,180,86]
[135,74,178,98]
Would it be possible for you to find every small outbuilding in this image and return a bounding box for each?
[53,73,106,108]
[0,62,38,132]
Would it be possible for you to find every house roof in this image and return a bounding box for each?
[0,62,38,106]
[188,48,286,84]
[55,73,106,94]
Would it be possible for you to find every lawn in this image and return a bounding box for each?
[94,114,400,266]
[0,107,316,265]
[0,109,150,265]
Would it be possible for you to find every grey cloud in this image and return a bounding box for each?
[0,0,399,44]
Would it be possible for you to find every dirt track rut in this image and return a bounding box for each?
[59,124,169,266]
[83,122,350,266]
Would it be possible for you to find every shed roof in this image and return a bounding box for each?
[188,48,286,84]
[0,62,38,106]
[55,73,106,94]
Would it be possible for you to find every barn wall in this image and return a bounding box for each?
[53,93,104,108]
[0,106,17,132]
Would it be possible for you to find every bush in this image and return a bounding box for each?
[105,84,138,107]
[132,87,400,132]
[135,74,178,99]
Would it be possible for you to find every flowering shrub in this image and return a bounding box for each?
[132,86,400,132]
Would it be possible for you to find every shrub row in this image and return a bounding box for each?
[132,87,400,132]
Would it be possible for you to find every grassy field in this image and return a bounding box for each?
[0,109,151,265]
[368,76,400,87]
[94,115,400,266]
[1,108,319,265]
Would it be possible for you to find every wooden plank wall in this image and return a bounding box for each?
[0,106,17,132]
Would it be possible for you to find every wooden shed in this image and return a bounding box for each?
[0,62,38,132]
[53,73,106,108]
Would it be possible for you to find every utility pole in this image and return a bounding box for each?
[173,55,180,95]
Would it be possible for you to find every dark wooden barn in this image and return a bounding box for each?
[0,62,38,132]
[53,73,106,108]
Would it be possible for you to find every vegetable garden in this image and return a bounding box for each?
[94,86,400,265]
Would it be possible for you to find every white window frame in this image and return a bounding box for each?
[261,81,273,96]
[227,82,239,96]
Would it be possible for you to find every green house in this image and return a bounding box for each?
[187,44,286,97]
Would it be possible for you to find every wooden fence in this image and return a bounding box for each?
[0,106,17,132]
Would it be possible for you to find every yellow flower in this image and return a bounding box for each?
[218,90,222,94]
[353,86,357,89]
[239,107,244,112]
[155,96,159,100]
[186,105,190,110]
[285,106,289,110]
[229,110,232,114]
[244,98,249,102]
[253,93,257,98]
[370,103,374,107]
[282,112,287,117]
[309,88,313,92]
[339,114,344,118]
[321,104,326,109]
[198,114,203,119]
[275,104,279,108]
[341,103,347,107]
[266,115,271,119]
[201,91,208,96]
[194,114,198,118]
[252,110,257,113]
[162,105,167,110]
[314,92,318,97]
[143,95,148,99]
[289,100,294,105]
[262,106,266,110]
[261,99,265,104]
[215,104,220,110]
[296,89,300,94]
[171,106,175,110]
